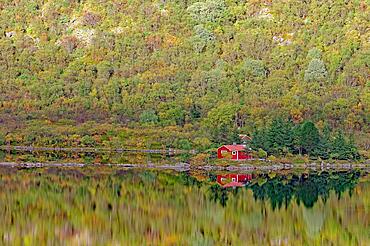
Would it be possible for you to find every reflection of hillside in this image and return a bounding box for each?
[302,205,327,238]
[0,167,368,245]
[210,171,361,209]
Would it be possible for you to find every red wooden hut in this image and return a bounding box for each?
[217,144,252,160]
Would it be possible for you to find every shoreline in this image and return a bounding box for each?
[0,145,196,154]
[0,162,369,172]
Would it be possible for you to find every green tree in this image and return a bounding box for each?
[202,103,239,144]
[139,110,158,124]
[159,105,186,126]
[192,24,215,52]
[189,104,201,121]
[242,58,267,78]
[312,125,331,159]
[294,121,320,155]
[250,129,268,151]
[304,59,328,82]
[266,118,294,155]
[187,0,226,23]
[330,131,360,160]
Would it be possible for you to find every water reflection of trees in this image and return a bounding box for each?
[0,167,362,211]
[209,171,361,209]
[208,183,244,207]
[0,168,367,244]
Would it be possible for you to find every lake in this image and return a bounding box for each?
[0,166,368,245]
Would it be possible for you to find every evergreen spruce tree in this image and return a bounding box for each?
[293,124,303,155]
[251,129,268,151]
[313,124,331,159]
[266,118,294,155]
[347,135,360,160]
[297,121,320,155]
[330,131,359,160]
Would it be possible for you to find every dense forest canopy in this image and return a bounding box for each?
[0,0,369,151]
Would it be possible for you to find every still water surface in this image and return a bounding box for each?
[0,167,368,245]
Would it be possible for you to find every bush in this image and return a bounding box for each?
[175,139,192,150]
[267,155,277,162]
[81,135,96,147]
[257,148,267,159]
[139,110,158,124]
[292,155,310,164]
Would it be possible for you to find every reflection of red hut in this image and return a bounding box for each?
[222,181,245,188]
[217,174,252,188]
[217,145,252,160]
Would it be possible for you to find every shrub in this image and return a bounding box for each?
[267,155,277,162]
[257,148,267,159]
[175,139,192,150]
[81,135,96,147]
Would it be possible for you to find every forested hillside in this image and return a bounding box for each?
[0,0,369,153]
